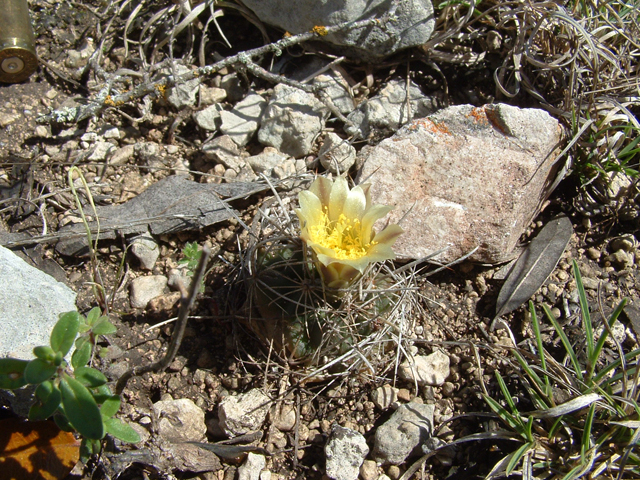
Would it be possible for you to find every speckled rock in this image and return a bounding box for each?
[356,103,564,264]
[325,424,369,480]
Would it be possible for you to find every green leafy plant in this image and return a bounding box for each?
[0,308,140,460]
[179,241,205,293]
[482,260,640,479]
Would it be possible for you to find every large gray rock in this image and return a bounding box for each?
[241,0,435,62]
[258,84,330,158]
[356,103,564,264]
[0,246,77,360]
[325,425,369,480]
[372,403,435,465]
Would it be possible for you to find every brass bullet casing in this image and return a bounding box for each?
[0,0,38,83]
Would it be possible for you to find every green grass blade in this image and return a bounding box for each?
[573,260,594,360]
[594,347,640,384]
[506,441,534,476]
[543,304,584,382]
[581,403,596,459]
[530,301,552,399]
[495,371,522,420]
[483,394,526,435]
[588,298,628,383]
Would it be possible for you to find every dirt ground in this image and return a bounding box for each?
[1,2,639,479]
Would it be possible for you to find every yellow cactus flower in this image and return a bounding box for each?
[296,176,403,289]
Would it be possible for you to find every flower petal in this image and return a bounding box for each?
[359,183,372,209]
[365,243,396,262]
[328,177,348,222]
[361,205,393,240]
[307,242,337,260]
[297,190,323,228]
[372,224,404,246]
[342,186,366,221]
[309,176,332,208]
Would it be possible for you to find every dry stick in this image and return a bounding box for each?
[37,6,400,125]
[115,246,211,394]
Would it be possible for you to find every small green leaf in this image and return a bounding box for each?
[33,346,56,362]
[85,307,101,326]
[60,376,105,440]
[29,381,62,421]
[79,437,102,463]
[104,418,141,443]
[72,340,92,369]
[50,311,80,356]
[100,395,121,418]
[0,358,29,389]
[53,351,64,366]
[92,384,113,404]
[92,318,117,336]
[23,359,57,384]
[54,411,74,432]
[98,347,110,358]
[74,366,107,388]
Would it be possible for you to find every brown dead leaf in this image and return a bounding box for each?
[0,418,80,480]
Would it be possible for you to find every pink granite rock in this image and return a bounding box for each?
[356,103,563,264]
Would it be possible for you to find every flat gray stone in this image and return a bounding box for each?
[220,92,267,146]
[238,452,266,480]
[356,103,564,264]
[241,0,435,62]
[246,147,291,175]
[372,403,435,465]
[55,175,265,256]
[194,104,222,131]
[0,246,77,360]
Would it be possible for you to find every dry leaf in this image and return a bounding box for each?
[493,216,573,326]
[0,418,80,480]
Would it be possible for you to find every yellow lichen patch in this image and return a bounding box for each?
[155,83,167,99]
[312,25,328,36]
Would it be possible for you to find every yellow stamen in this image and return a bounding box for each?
[307,209,375,260]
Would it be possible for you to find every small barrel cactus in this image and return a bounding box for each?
[241,176,409,371]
